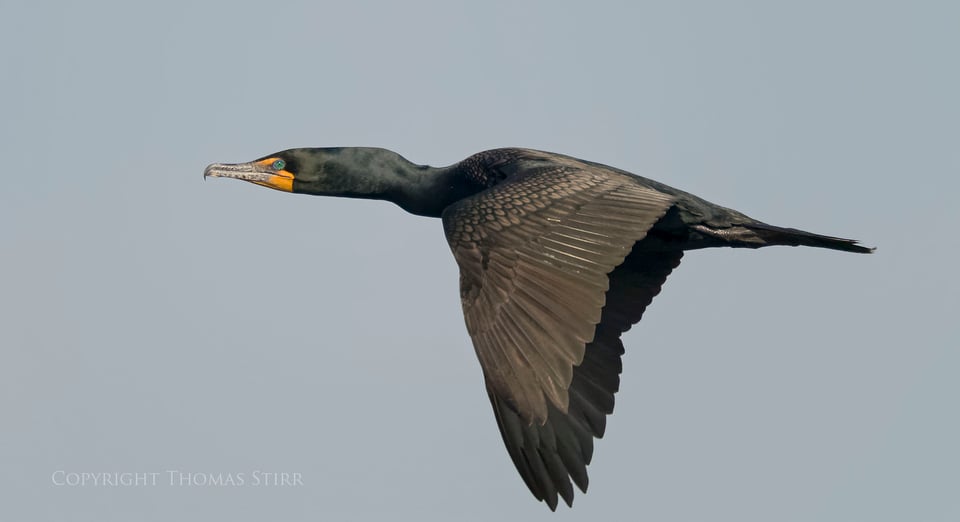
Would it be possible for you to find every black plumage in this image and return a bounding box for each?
[205,147,872,509]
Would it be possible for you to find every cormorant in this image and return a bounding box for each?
[204,147,873,510]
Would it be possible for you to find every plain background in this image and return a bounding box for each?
[1,1,957,521]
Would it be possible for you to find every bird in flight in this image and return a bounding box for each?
[205,147,872,509]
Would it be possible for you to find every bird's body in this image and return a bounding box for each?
[205,147,872,509]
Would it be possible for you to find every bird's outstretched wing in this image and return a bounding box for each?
[486,247,683,509]
[442,158,677,507]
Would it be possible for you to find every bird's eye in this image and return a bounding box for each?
[272,159,286,170]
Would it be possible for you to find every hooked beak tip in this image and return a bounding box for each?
[203,164,221,179]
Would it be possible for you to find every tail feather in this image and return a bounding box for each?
[744,223,875,254]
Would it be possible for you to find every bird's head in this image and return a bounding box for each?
[204,147,401,198]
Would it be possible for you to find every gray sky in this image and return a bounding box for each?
[1,1,957,521]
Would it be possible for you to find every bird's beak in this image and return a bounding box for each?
[203,160,294,192]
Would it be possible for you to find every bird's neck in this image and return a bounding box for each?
[298,148,483,217]
[385,158,481,217]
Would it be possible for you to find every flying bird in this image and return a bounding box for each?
[205,147,872,509]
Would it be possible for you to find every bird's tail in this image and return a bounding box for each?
[743,223,875,254]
